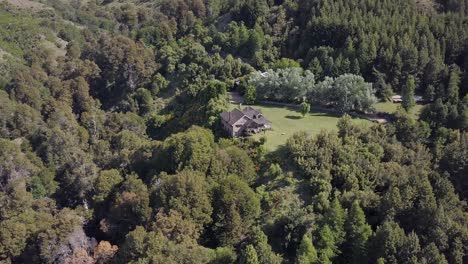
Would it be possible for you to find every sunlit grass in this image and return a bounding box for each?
[375,102,425,119]
[229,103,371,151]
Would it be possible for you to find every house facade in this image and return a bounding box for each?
[220,107,271,137]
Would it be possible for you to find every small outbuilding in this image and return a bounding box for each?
[391,95,424,104]
[391,95,403,103]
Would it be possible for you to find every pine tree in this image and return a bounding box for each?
[424,85,435,102]
[376,258,385,264]
[324,197,346,245]
[345,200,372,264]
[357,41,369,69]
[248,227,282,264]
[402,75,416,111]
[392,54,403,87]
[345,37,355,58]
[351,58,360,75]
[245,26,264,58]
[317,225,337,263]
[369,40,377,64]
[296,232,318,264]
[447,65,460,104]
[449,237,464,264]
[309,58,324,79]
[422,243,448,264]
[373,69,393,101]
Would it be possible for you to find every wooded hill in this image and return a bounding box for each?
[0,0,467,263]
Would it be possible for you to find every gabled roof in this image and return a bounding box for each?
[220,108,245,125]
[243,107,270,125]
[252,115,270,125]
[242,106,261,119]
[221,107,271,126]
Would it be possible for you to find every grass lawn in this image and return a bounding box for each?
[375,102,425,119]
[229,104,371,151]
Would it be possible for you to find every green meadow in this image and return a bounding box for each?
[229,103,371,151]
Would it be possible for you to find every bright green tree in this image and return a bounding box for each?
[300,102,311,117]
[248,227,282,264]
[324,197,346,245]
[317,225,337,263]
[296,232,318,264]
[92,169,123,203]
[244,85,256,105]
[241,245,260,264]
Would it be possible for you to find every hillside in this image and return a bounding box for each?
[0,0,467,263]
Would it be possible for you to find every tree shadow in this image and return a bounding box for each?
[309,111,340,118]
[285,115,302,120]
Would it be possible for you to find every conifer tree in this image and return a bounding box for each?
[345,200,372,264]
[317,225,337,263]
[296,232,318,264]
[351,58,360,75]
[376,258,385,264]
[324,197,346,245]
[447,65,460,104]
[422,243,448,264]
[248,227,282,264]
[309,58,324,79]
[402,75,416,111]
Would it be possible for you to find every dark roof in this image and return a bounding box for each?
[243,107,270,125]
[252,116,270,125]
[220,108,245,125]
[242,106,261,119]
[220,107,270,126]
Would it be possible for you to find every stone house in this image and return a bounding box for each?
[220,106,271,137]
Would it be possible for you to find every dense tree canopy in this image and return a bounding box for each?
[0,0,467,263]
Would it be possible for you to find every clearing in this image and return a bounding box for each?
[375,102,425,119]
[229,103,371,151]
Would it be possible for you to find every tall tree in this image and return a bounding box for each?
[447,65,460,104]
[210,176,260,246]
[246,227,282,264]
[244,85,256,105]
[296,232,318,264]
[317,225,337,264]
[323,197,346,246]
[344,200,372,264]
[402,75,416,111]
[100,174,151,240]
[155,170,213,237]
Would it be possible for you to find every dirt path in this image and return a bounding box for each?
[228,92,244,104]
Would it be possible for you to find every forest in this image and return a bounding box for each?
[0,0,467,263]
